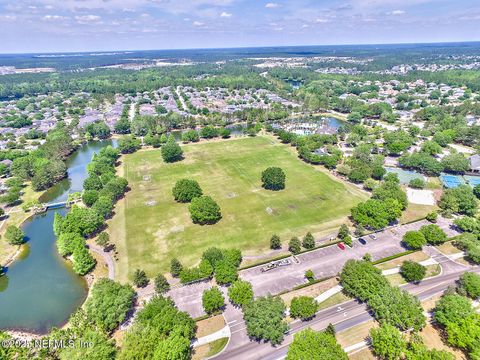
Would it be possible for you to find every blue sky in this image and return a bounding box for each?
[1,0,480,53]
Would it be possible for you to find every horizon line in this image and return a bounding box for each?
[1,39,479,57]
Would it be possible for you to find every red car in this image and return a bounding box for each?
[337,242,346,251]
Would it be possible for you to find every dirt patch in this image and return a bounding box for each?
[195,315,226,338]
[280,277,339,307]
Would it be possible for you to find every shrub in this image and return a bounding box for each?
[289,237,301,254]
[172,179,202,203]
[402,231,427,250]
[305,269,315,282]
[96,232,110,248]
[409,178,426,189]
[343,235,353,247]
[270,234,281,249]
[228,280,254,306]
[420,224,447,244]
[189,196,222,225]
[133,269,149,287]
[338,224,349,239]
[302,232,315,249]
[426,211,438,222]
[290,296,319,320]
[400,261,426,282]
[202,287,225,314]
[261,167,286,191]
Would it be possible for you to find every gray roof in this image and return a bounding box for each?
[469,154,480,170]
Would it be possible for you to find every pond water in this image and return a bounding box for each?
[0,139,115,333]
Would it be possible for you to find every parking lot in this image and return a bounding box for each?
[241,217,459,296]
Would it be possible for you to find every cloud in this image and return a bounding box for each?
[391,9,406,15]
[265,3,279,8]
[43,15,69,21]
[193,21,204,26]
[75,15,102,24]
[220,11,232,17]
[316,18,330,23]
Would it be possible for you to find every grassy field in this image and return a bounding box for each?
[111,136,367,281]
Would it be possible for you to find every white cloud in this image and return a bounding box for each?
[301,24,309,28]
[43,15,69,21]
[220,11,232,17]
[265,3,279,8]
[193,21,204,26]
[75,15,102,24]
[391,9,406,15]
[316,18,329,23]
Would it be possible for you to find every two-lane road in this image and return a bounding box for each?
[214,265,480,360]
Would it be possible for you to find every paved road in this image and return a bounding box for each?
[214,255,476,360]
[89,244,115,280]
[168,217,459,318]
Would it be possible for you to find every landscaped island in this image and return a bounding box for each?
[110,135,367,281]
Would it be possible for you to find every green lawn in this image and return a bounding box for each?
[113,136,367,281]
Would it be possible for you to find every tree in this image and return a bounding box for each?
[458,272,480,299]
[420,224,447,245]
[426,211,438,222]
[172,179,202,202]
[118,136,141,154]
[351,198,402,230]
[370,324,406,360]
[188,196,222,225]
[402,231,427,250]
[302,232,315,249]
[434,294,474,327]
[154,274,170,294]
[170,258,183,277]
[96,232,109,248]
[343,235,353,247]
[72,246,96,275]
[338,224,349,239]
[270,234,281,249]
[5,225,25,245]
[161,136,183,163]
[83,189,99,207]
[57,232,84,257]
[474,184,480,199]
[400,261,426,283]
[409,178,426,189]
[289,237,302,254]
[85,279,135,333]
[290,296,319,320]
[261,167,286,191]
[228,280,254,307]
[133,269,149,288]
[439,185,478,216]
[200,125,219,139]
[202,287,225,314]
[287,328,347,360]
[441,153,470,173]
[214,260,238,285]
[243,296,289,345]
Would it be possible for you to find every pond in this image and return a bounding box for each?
[0,139,115,333]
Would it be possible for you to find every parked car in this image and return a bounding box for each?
[358,238,367,245]
[337,242,346,251]
[369,234,377,240]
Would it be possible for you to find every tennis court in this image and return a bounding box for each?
[440,173,466,188]
[385,167,426,185]
[464,175,480,187]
